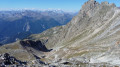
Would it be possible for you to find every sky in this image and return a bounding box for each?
[0,0,120,11]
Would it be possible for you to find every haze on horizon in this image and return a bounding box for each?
[0,0,120,11]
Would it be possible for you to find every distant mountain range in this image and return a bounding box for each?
[0,10,77,44]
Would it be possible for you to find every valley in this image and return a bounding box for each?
[0,10,76,44]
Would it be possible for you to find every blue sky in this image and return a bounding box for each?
[0,0,120,11]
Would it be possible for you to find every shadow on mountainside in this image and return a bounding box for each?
[20,40,52,52]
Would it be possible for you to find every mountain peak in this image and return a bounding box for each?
[77,0,100,18]
[78,0,116,18]
[81,0,100,12]
[89,0,95,2]
[81,0,116,11]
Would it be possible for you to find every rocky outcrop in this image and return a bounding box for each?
[0,53,26,66]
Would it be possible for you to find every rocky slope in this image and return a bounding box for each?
[29,0,120,66]
[0,0,120,66]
